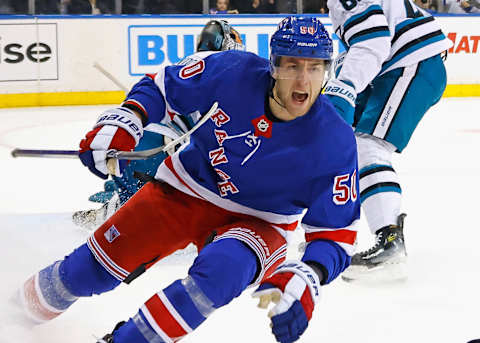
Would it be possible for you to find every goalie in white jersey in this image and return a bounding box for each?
[323,0,452,281]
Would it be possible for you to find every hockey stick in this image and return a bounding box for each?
[93,62,129,93]
[106,101,218,160]
[10,102,219,161]
[11,149,78,158]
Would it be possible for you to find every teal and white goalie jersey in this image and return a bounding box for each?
[328,0,452,93]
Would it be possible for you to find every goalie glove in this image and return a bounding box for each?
[79,107,143,179]
[324,78,357,125]
[252,260,321,343]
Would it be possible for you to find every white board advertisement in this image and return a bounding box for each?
[0,23,58,82]
[0,15,478,98]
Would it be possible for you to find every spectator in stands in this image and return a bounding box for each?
[304,0,328,13]
[319,0,329,13]
[445,0,480,12]
[210,0,239,14]
[261,0,277,12]
[94,0,115,13]
[414,0,438,12]
[415,0,430,8]
[235,0,261,13]
[234,0,258,13]
[238,0,277,13]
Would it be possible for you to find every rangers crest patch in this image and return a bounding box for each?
[251,115,272,138]
[104,225,121,243]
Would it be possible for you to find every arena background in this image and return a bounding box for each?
[0,13,479,108]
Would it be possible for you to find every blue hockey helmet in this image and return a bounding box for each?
[270,16,333,74]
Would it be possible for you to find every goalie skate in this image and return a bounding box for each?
[342,214,407,283]
[72,193,120,230]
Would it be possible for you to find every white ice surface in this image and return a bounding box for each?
[0,99,480,343]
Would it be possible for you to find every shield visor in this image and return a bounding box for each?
[271,56,330,81]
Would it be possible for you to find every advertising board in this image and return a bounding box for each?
[0,15,477,107]
[0,23,58,82]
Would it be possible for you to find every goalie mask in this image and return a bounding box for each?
[197,20,245,52]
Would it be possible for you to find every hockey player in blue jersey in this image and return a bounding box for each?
[72,19,246,229]
[17,17,360,343]
[323,0,452,282]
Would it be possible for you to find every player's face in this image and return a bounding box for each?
[273,57,326,119]
[217,0,228,10]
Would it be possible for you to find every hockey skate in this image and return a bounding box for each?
[96,321,125,343]
[342,214,407,283]
[88,180,118,203]
[72,192,120,230]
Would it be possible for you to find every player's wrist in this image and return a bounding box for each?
[304,261,326,285]
[273,260,321,303]
[324,79,356,124]
[324,79,357,107]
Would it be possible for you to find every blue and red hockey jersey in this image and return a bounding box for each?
[124,50,360,283]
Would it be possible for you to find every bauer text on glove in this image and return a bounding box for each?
[252,260,321,343]
[324,78,357,125]
[79,107,143,179]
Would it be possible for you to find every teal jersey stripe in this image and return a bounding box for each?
[395,16,428,32]
[349,29,391,46]
[344,4,383,30]
[359,164,391,175]
[381,33,446,73]
[361,186,402,203]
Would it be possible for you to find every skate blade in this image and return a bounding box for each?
[72,207,107,231]
[73,194,120,231]
[341,260,408,285]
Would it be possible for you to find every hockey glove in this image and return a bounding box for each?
[252,260,321,343]
[79,107,143,179]
[324,79,357,125]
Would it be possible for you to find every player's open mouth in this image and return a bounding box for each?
[292,91,308,103]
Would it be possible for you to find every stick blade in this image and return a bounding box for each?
[11,149,20,158]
